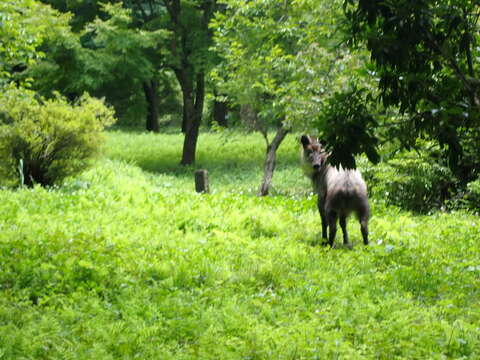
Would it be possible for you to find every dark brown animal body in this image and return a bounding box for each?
[301,135,369,247]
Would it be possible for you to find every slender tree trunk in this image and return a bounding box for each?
[143,80,160,132]
[181,115,200,165]
[175,67,205,165]
[181,73,205,165]
[257,126,290,196]
[181,80,194,134]
[213,99,228,127]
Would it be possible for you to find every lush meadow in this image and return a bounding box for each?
[0,130,479,359]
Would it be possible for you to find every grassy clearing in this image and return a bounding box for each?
[105,129,306,195]
[0,130,479,359]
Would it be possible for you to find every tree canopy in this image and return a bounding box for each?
[212,0,361,130]
[344,0,480,181]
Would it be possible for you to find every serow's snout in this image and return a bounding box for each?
[313,163,321,171]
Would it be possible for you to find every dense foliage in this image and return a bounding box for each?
[0,131,479,358]
[343,0,480,185]
[0,0,64,85]
[317,86,380,168]
[360,146,451,212]
[0,88,115,187]
[26,3,172,126]
[4,0,480,195]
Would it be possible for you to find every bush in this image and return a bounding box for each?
[464,179,480,210]
[361,146,454,212]
[360,141,480,212]
[446,178,480,212]
[0,87,115,187]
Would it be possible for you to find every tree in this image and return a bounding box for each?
[86,0,217,163]
[26,1,171,131]
[159,0,216,165]
[86,3,170,131]
[114,0,217,163]
[33,0,215,164]
[343,0,480,183]
[212,0,366,195]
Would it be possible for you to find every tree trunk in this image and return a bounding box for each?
[165,0,212,164]
[143,80,160,132]
[181,116,200,165]
[213,99,228,127]
[257,126,290,196]
[181,73,205,165]
[181,82,194,133]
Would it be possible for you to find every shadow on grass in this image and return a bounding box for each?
[107,124,181,135]
[105,128,301,183]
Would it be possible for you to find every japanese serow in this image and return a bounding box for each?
[301,135,369,248]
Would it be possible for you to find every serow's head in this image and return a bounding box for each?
[301,135,328,174]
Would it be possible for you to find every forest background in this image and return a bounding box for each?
[1,0,479,358]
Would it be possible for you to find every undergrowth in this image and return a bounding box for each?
[0,130,479,359]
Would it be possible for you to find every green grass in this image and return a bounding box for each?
[105,129,307,195]
[0,129,479,359]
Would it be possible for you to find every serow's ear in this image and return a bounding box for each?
[300,135,311,148]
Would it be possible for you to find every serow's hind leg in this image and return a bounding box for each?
[360,218,369,245]
[357,202,370,246]
[339,215,352,249]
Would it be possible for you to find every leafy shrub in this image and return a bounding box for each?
[361,147,454,212]
[447,178,480,212]
[465,179,480,206]
[361,140,480,212]
[0,87,115,187]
